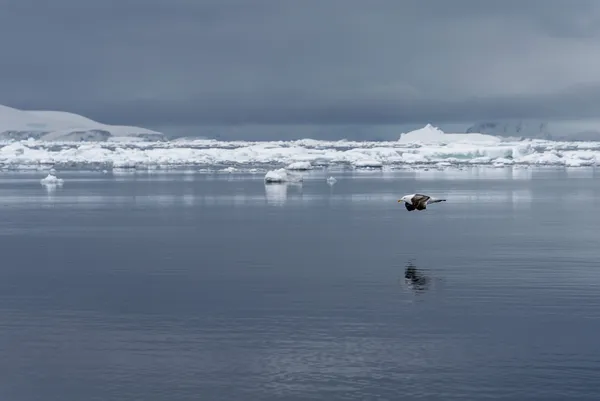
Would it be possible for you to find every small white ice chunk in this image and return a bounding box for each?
[40,173,64,185]
[326,176,337,185]
[264,168,303,183]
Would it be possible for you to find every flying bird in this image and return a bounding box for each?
[398,193,446,211]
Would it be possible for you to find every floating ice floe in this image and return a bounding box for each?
[264,168,303,183]
[40,168,64,186]
[326,176,337,185]
[0,124,599,171]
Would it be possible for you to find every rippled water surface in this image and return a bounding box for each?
[1,167,600,401]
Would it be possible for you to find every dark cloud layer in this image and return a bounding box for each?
[1,0,600,137]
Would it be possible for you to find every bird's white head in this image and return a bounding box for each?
[398,195,411,203]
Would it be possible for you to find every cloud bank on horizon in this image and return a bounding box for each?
[2,0,600,138]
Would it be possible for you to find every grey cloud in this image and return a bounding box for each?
[81,84,600,126]
[1,0,600,138]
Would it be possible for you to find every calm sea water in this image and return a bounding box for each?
[1,167,600,401]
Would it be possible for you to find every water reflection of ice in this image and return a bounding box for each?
[346,193,398,203]
[565,167,596,179]
[182,170,196,182]
[182,193,195,206]
[134,195,178,207]
[444,190,532,205]
[112,169,137,181]
[414,166,533,181]
[264,183,303,206]
[43,182,62,201]
[265,184,288,206]
[511,190,533,208]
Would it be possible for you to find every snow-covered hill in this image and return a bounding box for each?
[0,104,165,141]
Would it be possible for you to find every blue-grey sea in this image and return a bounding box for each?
[1,167,600,401]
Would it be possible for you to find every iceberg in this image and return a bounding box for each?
[0,104,165,142]
[399,124,501,144]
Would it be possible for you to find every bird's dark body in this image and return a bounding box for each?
[405,202,416,211]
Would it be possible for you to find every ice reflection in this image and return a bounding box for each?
[444,189,532,206]
[346,193,398,203]
[414,166,533,181]
[194,194,264,207]
[565,167,596,179]
[42,182,62,201]
[0,191,205,209]
[182,194,195,206]
[264,183,303,206]
[182,170,196,182]
[265,184,288,206]
[112,169,136,181]
[134,195,178,207]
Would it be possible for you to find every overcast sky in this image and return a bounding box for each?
[1,0,600,138]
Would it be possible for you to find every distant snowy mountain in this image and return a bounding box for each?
[466,120,600,141]
[0,104,165,141]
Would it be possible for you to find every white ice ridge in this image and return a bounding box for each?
[1,124,600,169]
[0,104,165,142]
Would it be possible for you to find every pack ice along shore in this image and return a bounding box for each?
[1,105,600,170]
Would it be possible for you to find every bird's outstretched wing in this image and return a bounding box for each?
[404,202,415,211]
[412,194,430,210]
[412,194,430,203]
